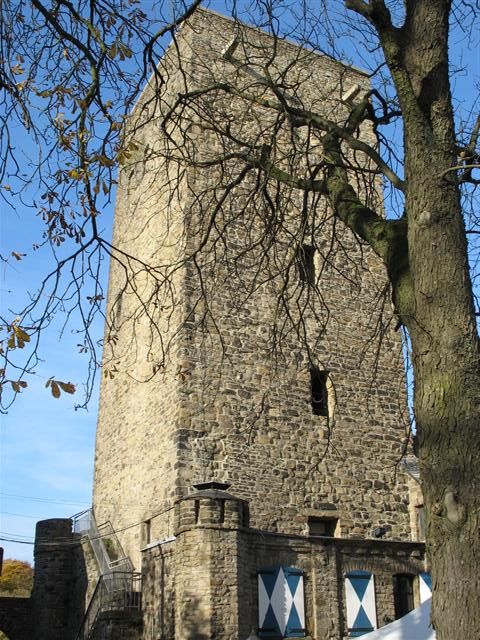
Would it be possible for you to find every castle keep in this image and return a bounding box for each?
[0,9,428,640]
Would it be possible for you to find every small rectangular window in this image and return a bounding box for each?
[298,244,315,284]
[310,368,328,416]
[308,516,337,537]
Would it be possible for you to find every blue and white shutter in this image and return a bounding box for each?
[345,570,377,637]
[419,572,432,603]
[258,566,306,638]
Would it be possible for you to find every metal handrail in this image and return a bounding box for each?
[73,508,133,576]
[75,572,141,640]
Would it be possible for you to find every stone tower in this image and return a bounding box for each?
[93,5,413,585]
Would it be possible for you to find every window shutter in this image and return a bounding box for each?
[258,566,306,638]
[419,572,432,603]
[345,570,377,637]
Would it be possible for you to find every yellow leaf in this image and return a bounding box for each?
[13,325,30,348]
[120,43,133,58]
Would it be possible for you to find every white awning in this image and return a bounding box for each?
[361,598,435,639]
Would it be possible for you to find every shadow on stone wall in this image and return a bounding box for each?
[179,595,212,640]
[0,596,32,640]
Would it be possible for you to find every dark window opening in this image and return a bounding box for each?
[298,244,315,284]
[310,368,329,416]
[393,574,414,619]
[308,516,337,537]
[143,519,151,546]
[218,499,225,524]
[241,503,250,528]
[194,499,200,524]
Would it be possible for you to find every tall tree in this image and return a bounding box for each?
[0,1,478,637]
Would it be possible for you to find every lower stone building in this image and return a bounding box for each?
[0,474,430,640]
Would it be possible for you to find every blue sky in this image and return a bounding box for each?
[1,0,478,564]
[1,200,108,561]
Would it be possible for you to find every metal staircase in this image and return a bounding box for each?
[73,510,141,640]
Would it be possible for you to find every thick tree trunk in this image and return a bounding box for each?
[404,169,480,638]
[349,2,480,637]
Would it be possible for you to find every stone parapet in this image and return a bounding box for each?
[32,518,87,640]
[141,503,426,640]
[174,481,249,534]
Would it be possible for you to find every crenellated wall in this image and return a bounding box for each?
[141,484,426,640]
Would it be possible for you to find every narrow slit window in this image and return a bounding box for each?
[298,244,315,284]
[194,499,200,524]
[143,519,151,546]
[310,369,329,416]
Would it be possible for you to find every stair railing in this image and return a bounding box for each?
[73,508,133,576]
[74,572,141,640]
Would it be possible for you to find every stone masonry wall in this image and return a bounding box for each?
[31,519,87,640]
[92,20,198,568]
[93,7,413,572]
[142,541,176,639]
[140,490,426,640]
[0,597,32,640]
[171,9,411,542]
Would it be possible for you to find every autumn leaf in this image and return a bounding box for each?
[57,381,76,394]
[8,324,30,349]
[67,168,82,180]
[11,380,28,393]
[11,64,25,75]
[46,378,76,398]
[107,44,118,59]
[11,251,26,261]
[50,381,61,398]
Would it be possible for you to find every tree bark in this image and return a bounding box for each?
[356,2,480,637]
